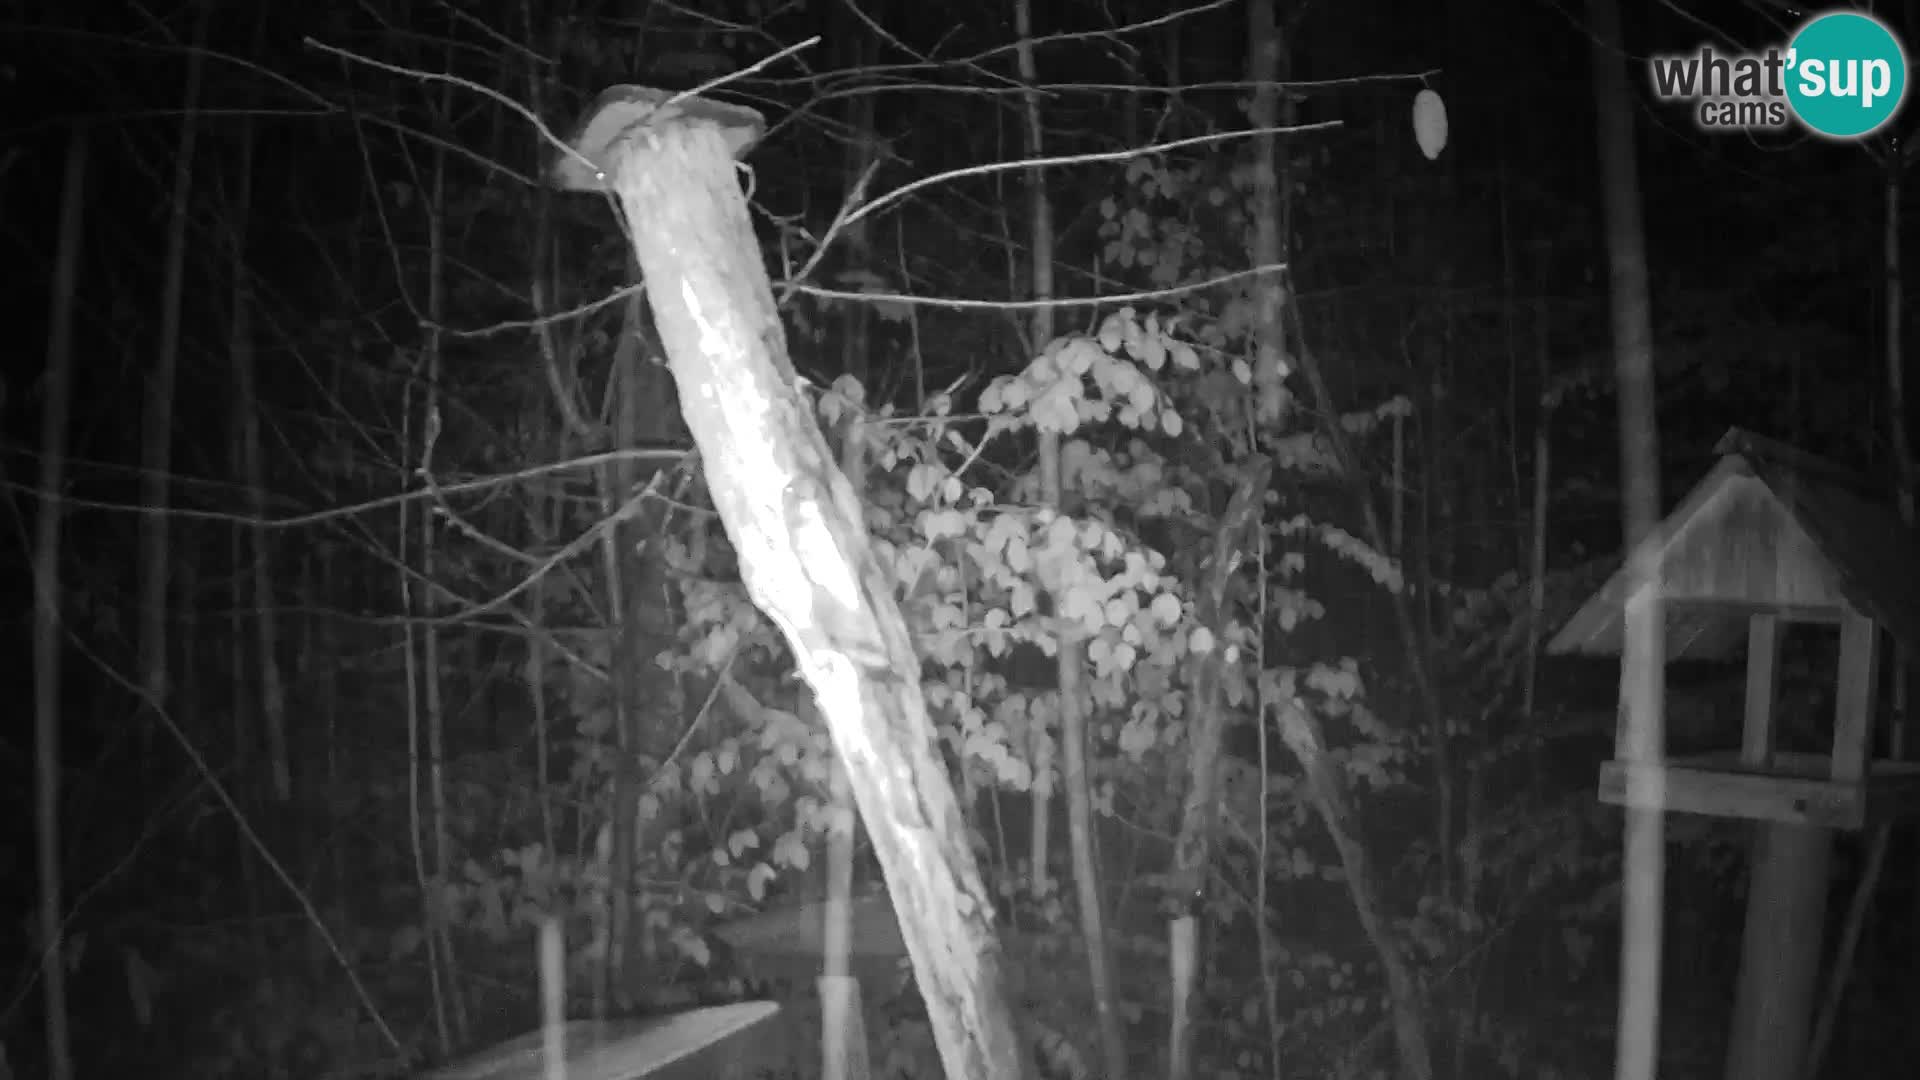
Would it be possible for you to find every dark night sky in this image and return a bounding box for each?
[5,0,1907,444]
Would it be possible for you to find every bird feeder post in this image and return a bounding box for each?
[1723,611,1883,1080]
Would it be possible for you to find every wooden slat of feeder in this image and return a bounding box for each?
[422,1002,780,1080]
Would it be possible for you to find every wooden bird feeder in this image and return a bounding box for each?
[1549,427,1920,1080]
[1551,428,1920,825]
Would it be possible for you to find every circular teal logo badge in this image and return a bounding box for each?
[1786,12,1907,138]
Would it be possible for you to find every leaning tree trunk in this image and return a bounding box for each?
[550,87,1029,1080]
[1587,1,1667,1079]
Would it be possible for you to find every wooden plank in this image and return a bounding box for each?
[1656,476,1847,611]
[1831,611,1879,783]
[1598,760,1865,829]
[1599,752,1920,829]
[423,1005,782,1080]
[1741,613,1782,767]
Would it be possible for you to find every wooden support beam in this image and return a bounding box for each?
[1723,823,1831,1080]
[1742,613,1782,767]
[1832,611,1880,783]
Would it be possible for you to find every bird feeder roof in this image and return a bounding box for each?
[1549,428,1920,662]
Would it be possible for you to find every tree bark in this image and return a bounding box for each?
[565,98,1029,1080]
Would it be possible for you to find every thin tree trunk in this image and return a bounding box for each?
[822,20,883,1068]
[521,3,574,872]
[419,64,468,1047]
[310,551,349,957]
[1891,133,1920,1051]
[138,0,210,739]
[837,0,881,394]
[227,81,291,805]
[1526,288,1554,805]
[528,536,559,863]
[177,556,201,769]
[1256,687,1282,1080]
[1166,462,1270,1080]
[32,123,88,1080]
[400,348,450,1060]
[1011,3,1126,1077]
[1587,1,1667,1078]
[1006,15,1051,918]
[822,413,875,1080]
[1258,14,1434,1078]
[1278,702,1433,1080]
[227,483,265,963]
[1808,129,1915,1080]
[1425,373,1456,898]
[597,270,644,1013]
[1268,16,1456,984]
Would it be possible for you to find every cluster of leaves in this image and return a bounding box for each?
[625,305,1228,924]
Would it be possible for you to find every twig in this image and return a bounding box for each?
[1802,823,1891,1079]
